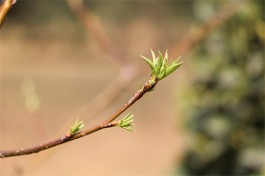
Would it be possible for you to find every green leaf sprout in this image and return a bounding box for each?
[141,50,183,81]
[70,117,85,135]
[118,113,135,132]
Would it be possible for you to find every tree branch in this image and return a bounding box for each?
[0,76,158,158]
[66,0,125,68]
[170,0,245,58]
[0,0,15,28]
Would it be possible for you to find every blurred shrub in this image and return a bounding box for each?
[177,1,264,175]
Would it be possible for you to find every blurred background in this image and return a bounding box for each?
[0,0,264,175]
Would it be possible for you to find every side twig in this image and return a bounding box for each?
[170,0,245,57]
[66,0,125,68]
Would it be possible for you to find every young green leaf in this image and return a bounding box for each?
[151,49,156,61]
[165,61,183,78]
[141,55,155,73]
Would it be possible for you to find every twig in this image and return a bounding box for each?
[0,0,15,28]
[66,0,125,68]
[170,0,244,58]
[0,76,158,158]
[75,65,139,120]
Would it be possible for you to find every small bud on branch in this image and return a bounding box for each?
[118,113,135,132]
[69,118,85,135]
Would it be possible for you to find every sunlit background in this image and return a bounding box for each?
[0,1,264,175]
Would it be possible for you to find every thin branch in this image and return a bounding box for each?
[0,122,117,158]
[0,0,15,28]
[170,0,245,58]
[104,77,158,125]
[75,65,139,120]
[66,0,125,68]
[0,76,158,158]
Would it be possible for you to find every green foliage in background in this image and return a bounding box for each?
[177,1,264,175]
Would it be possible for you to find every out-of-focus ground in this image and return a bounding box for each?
[0,1,193,175]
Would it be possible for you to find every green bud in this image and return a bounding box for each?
[70,118,85,134]
[118,113,135,132]
[141,50,183,81]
